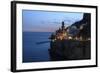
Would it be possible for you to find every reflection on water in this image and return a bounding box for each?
[23,32,52,62]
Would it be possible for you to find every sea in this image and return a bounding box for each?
[23,32,52,63]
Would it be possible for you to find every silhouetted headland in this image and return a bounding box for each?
[49,13,91,61]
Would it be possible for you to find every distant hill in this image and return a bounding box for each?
[71,13,91,38]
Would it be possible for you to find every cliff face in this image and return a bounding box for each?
[49,40,90,61]
[71,13,91,38]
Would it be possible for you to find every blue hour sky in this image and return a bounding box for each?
[22,10,83,32]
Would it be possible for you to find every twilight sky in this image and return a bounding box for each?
[22,10,83,32]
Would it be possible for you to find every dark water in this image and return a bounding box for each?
[23,32,52,63]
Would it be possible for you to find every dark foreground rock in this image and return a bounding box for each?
[49,39,90,61]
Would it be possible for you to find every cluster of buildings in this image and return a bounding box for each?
[49,21,86,41]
